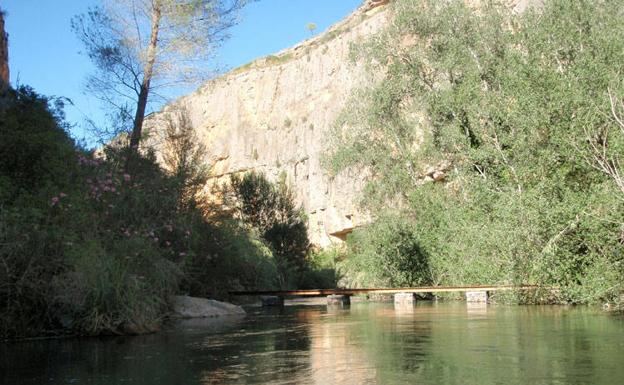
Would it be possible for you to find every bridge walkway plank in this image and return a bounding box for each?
[230,285,542,297]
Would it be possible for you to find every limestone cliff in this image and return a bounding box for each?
[0,9,9,85]
[146,1,390,246]
[145,0,541,246]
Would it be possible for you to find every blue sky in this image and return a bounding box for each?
[2,0,362,145]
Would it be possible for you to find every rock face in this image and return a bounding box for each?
[145,0,542,247]
[0,9,9,85]
[171,295,245,318]
[146,2,389,246]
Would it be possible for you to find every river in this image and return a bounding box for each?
[2,301,623,384]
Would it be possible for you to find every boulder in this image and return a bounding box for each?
[171,295,245,318]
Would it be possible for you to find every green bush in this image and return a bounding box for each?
[0,86,77,200]
[0,87,278,339]
[229,171,310,289]
[178,217,278,298]
[327,0,624,303]
[338,214,432,288]
[299,246,341,289]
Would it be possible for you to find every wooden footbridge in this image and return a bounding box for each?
[230,284,545,306]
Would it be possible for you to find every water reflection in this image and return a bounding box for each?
[466,302,488,317]
[305,307,376,384]
[394,302,416,316]
[1,302,624,384]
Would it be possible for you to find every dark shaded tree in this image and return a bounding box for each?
[230,172,310,288]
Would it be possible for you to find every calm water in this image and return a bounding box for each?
[2,301,624,384]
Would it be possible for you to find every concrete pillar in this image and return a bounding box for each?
[327,294,351,306]
[466,291,489,303]
[261,296,284,307]
[394,292,417,306]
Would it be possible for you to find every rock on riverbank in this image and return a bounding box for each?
[171,295,245,318]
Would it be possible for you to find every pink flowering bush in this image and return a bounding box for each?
[1,89,278,338]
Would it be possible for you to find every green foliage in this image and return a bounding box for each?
[318,28,349,45]
[71,0,249,147]
[339,214,432,288]
[0,86,274,339]
[161,109,209,208]
[299,246,341,289]
[327,0,624,303]
[229,171,310,288]
[177,217,277,298]
[265,53,293,66]
[0,87,76,200]
[230,172,278,231]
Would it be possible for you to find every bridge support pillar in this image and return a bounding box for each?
[466,291,488,303]
[327,294,351,307]
[394,292,417,307]
[261,296,284,307]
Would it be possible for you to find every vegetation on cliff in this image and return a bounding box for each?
[328,0,624,304]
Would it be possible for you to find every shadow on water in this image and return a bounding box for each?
[0,314,246,385]
[1,302,624,384]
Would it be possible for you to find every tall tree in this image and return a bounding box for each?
[72,0,249,150]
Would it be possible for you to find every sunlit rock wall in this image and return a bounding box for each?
[145,0,542,246]
[146,1,389,246]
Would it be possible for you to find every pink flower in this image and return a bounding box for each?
[123,174,131,182]
[51,197,59,206]
[110,187,116,193]
[59,192,67,198]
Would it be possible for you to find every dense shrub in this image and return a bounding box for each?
[0,87,77,200]
[0,87,276,339]
[0,86,83,336]
[178,217,278,298]
[338,214,432,288]
[229,172,310,289]
[327,0,624,303]
[299,246,341,289]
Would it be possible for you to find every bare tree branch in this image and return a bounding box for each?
[72,0,251,149]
